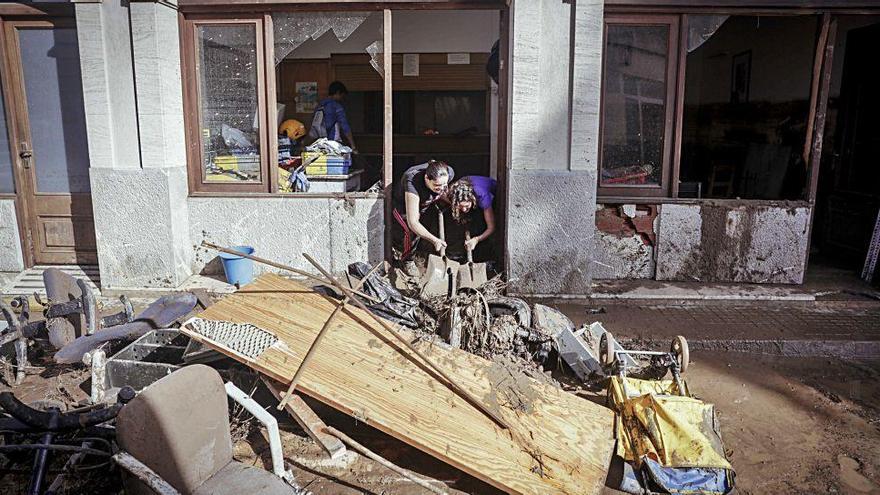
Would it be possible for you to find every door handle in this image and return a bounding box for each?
[18,143,32,168]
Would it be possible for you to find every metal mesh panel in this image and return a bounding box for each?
[188,318,278,359]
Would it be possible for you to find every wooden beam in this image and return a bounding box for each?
[262,378,347,460]
[803,14,831,167]
[382,8,393,261]
[807,16,837,203]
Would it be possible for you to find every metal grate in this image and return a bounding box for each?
[187,318,278,359]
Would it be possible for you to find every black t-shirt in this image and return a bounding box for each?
[393,162,455,216]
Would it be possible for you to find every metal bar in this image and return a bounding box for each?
[224,382,296,485]
[277,260,384,410]
[201,241,379,303]
[302,252,511,430]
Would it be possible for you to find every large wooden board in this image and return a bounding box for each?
[181,274,614,494]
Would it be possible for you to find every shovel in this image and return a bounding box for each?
[420,209,460,298]
[458,232,489,289]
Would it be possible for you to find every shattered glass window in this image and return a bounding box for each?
[196,24,262,183]
[601,24,669,187]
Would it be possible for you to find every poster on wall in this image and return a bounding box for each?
[295,81,318,113]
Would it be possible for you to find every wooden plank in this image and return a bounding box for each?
[262,378,348,460]
[181,274,614,495]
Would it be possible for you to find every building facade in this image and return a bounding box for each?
[0,0,877,295]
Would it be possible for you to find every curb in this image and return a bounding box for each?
[622,338,880,360]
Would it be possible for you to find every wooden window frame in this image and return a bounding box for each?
[181,15,272,194]
[597,14,680,199]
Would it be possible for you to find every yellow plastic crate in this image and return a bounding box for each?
[302,151,352,175]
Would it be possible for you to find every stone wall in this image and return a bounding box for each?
[189,197,384,277]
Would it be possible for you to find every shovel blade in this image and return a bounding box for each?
[421,255,461,297]
[458,262,489,289]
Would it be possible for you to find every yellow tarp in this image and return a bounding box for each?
[609,377,732,471]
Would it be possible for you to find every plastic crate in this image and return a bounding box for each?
[302,151,352,175]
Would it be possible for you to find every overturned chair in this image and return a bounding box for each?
[115,364,299,495]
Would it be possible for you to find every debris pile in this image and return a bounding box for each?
[0,244,734,495]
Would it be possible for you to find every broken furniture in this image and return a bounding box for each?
[116,364,301,495]
[180,273,615,495]
[41,267,134,349]
[600,331,689,386]
[54,292,198,364]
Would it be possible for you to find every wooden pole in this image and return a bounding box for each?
[302,253,510,430]
[200,241,379,303]
[323,426,448,495]
[277,261,384,410]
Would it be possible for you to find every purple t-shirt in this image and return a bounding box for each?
[464,176,497,210]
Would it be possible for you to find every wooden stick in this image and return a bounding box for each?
[322,426,448,495]
[302,253,510,430]
[277,261,384,410]
[201,241,379,303]
[262,377,347,460]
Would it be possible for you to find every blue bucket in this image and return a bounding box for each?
[219,246,255,286]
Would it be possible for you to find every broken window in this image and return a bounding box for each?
[680,15,818,200]
[599,16,678,197]
[599,13,823,201]
[195,22,265,185]
[182,12,384,194]
[272,11,382,193]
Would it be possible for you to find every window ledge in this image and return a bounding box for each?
[189,191,384,199]
[597,196,813,208]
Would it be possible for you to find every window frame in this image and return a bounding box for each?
[598,14,680,199]
[182,15,273,194]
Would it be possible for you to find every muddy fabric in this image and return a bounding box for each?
[608,377,732,471]
[348,262,420,328]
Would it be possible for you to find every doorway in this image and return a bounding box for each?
[812,17,880,280]
[2,18,96,265]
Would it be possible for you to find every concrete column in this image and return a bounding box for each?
[77,0,193,290]
[505,0,603,296]
[0,199,24,272]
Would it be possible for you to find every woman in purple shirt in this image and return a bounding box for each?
[445,176,497,251]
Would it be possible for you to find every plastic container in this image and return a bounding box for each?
[302,151,352,175]
[219,246,255,286]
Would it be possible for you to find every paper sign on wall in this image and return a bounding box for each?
[295,81,318,113]
[403,54,419,76]
[447,53,470,65]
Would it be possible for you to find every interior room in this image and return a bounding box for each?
[679,15,819,200]
[273,10,498,193]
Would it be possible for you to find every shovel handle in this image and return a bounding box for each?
[465,232,474,264]
[438,209,446,258]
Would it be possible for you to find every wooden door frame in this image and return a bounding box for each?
[2,17,88,268]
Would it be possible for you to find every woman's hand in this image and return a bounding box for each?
[432,237,448,253]
[464,236,479,252]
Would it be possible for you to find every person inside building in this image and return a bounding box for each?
[314,81,357,152]
[392,160,455,260]
[445,176,497,252]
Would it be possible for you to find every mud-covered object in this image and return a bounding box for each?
[348,262,420,328]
